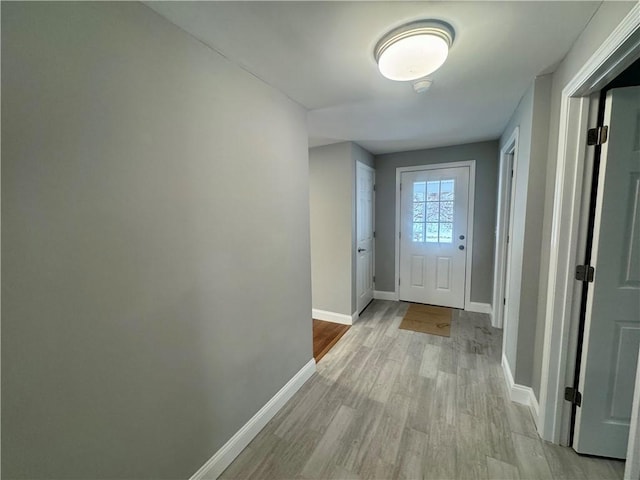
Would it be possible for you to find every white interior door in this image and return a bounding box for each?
[399,166,469,308]
[574,86,640,458]
[356,162,374,313]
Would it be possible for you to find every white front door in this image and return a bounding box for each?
[356,162,374,313]
[399,166,470,308]
[574,86,640,458]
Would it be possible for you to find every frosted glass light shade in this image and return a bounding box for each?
[375,21,454,82]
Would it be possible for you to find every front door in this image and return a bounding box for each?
[573,86,640,458]
[356,162,374,313]
[399,166,470,308]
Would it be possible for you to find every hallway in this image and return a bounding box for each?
[221,300,625,479]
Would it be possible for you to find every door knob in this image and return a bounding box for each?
[458,245,465,250]
[459,235,465,240]
[358,248,367,252]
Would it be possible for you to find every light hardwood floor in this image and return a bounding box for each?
[221,300,625,479]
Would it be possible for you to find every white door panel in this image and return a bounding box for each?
[399,167,469,308]
[410,255,425,286]
[356,162,374,313]
[436,256,452,291]
[574,86,640,458]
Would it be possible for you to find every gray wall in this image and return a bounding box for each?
[309,142,374,316]
[2,3,312,479]
[528,76,552,394]
[310,143,353,316]
[499,75,552,390]
[374,141,499,304]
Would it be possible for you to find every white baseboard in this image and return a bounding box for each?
[312,309,352,325]
[466,302,493,315]
[351,310,359,323]
[501,354,540,427]
[373,290,398,301]
[190,358,316,480]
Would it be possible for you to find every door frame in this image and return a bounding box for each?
[538,4,640,447]
[394,160,476,308]
[564,92,601,447]
[356,161,375,314]
[492,127,519,329]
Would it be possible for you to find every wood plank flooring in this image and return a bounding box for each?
[221,300,625,479]
[313,319,350,362]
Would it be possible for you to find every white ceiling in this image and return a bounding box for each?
[146,1,603,154]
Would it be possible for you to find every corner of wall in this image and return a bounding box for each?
[502,354,540,429]
[530,72,554,399]
[309,141,356,317]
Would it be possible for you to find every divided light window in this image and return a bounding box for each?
[412,179,455,243]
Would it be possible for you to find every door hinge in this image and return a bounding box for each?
[398,278,401,286]
[399,231,401,239]
[587,126,608,146]
[503,298,506,306]
[511,169,514,178]
[507,234,510,244]
[575,265,595,282]
[400,183,402,191]
[373,231,376,239]
[373,184,376,192]
[373,275,376,283]
[564,387,582,407]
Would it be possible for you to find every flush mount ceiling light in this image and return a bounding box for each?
[374,20,455,82]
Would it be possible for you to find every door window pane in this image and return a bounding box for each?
[426,223,439,243]
[413,223,424,242]
[440,180,455,200]
[440,201,454,222]
[426,181,440,201]
[413,202,425,222]
[426,202,439,222]
[413,182,426,202]
[440,223,453,243]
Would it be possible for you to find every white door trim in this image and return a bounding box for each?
[557,92,601,446]
[394,160,476,308]
[492,127,519,329]
[538,4,640,446]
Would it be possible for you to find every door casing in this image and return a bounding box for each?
[493,128,519,329]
